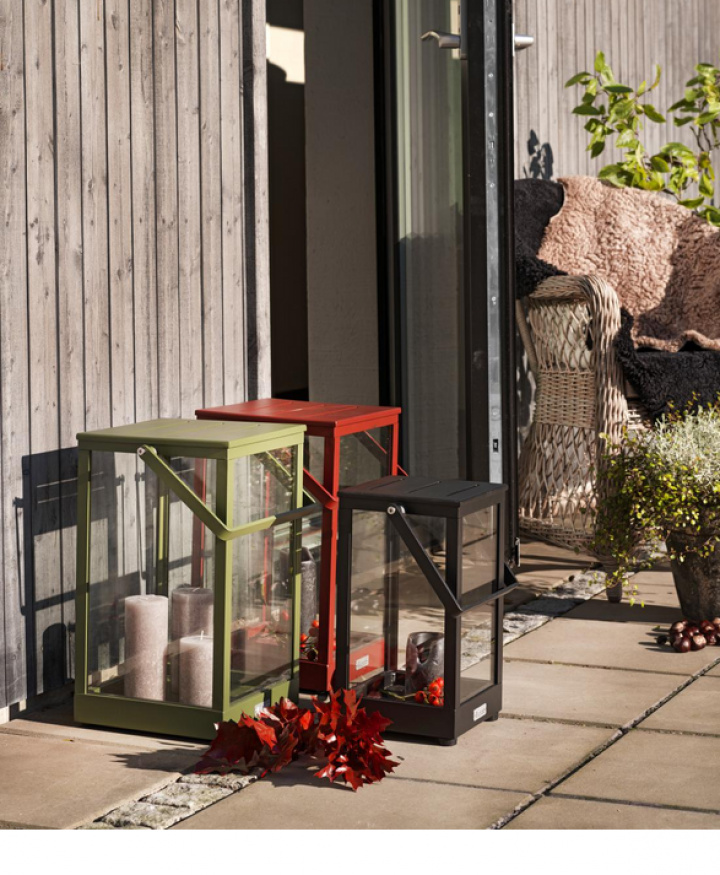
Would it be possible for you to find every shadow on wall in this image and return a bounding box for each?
[17,447,81,704]
[515,130,552,451]
[523,130,555,181]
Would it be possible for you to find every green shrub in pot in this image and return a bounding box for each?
[592,401,720,619]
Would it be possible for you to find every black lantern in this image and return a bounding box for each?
[335,476,517,745]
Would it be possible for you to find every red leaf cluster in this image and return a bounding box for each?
[195,690,398,791]
[313,689,398,791]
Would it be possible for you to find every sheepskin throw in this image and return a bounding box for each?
[538,176,720,352]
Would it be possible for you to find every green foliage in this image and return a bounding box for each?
[591,401,720,594]
[566,53,720,227]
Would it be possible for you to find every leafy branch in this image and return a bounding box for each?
[566,52,720,226]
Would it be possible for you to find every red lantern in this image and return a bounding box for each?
[196,400,403,691]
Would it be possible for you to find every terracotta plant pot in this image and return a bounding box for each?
[666,532,720,623]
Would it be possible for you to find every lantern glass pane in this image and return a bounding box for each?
[305,435,325,484]
[460,506,498,606]
[230,520,294,702]
[348,511,447,706]
[299,509,322,647]
[460,601,495,702]
[86,452,217,708]
[339,427,392,489]
[233,446,297,525]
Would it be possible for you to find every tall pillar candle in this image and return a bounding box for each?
[124,595,168,701]
[170,586,215,694]
[179,635,214,708]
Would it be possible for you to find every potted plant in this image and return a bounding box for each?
[592,401,720,620]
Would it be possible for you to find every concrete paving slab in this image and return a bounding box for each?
[504,794,720,829]
[0,701,205,755]
[172,765,527,830]
[0,731,198,829]
[708,664,720,678]
[514,541,593,596]
[505,617,718,676]
[385,718,611,793]
[502,661,681,726]
[558,729,720,811]
[642,676,720,735]
[560,596,681,626]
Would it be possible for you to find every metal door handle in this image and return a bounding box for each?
[513,33,534,52]
[421,30,461,50]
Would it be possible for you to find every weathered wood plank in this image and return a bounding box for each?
[220,0,246,405]
[176,0,204,417]
[242,0,271,400]
[106,0,138,584]
[198,0,224,408]
[80,0,111,432]
[154,0,181,418]
[25,0,62,696]
[54,0,84,682]
[129,0,158,423]
[0,0,29,708]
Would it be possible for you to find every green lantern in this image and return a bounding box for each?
[74,418,306,739]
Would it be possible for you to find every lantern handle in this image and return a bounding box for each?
[137,445,276,541]
[386,504,463,617]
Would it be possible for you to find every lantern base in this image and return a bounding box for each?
[74,673,299,740]
[350,682,501,745]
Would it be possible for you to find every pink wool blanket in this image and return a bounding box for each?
[538,176,720,351]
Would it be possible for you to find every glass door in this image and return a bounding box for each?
[394,0,465,481]
[383,0,518,555]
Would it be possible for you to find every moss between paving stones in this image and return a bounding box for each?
[143,783,233,809]
[102,802,190,830]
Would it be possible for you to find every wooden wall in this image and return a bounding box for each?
[514,0,720,180]
[0,0,270,711]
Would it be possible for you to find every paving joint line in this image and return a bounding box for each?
[549,790,720,817]
[504,656,695,677]
[389,774,534,796]
[0,724,200,753]
[499,712,617,730]
[490,653,720,829]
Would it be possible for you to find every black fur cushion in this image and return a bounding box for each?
[615,310,720,419]
[514,179,566,299]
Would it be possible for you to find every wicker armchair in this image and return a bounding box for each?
[516,274,651,553]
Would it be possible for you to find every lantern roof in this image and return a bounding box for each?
[77,417,305,451]
[196,398,401,431]
[339,475,506,514]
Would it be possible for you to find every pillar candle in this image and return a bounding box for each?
[170,586,214,695]
[124,595,168,701]
[179,635,214,708]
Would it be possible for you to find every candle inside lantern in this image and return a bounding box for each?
[179,634,214,708]
[170,586,214,694]
[124,595,169,701]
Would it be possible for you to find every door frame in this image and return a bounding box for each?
[374,0,518,559]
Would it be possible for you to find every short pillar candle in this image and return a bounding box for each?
[124,595,168,701]
[170,586,214,694]
[179,635,214,708]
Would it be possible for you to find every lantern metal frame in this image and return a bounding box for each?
[74,418,308,740]
[335,475,517,745]
[196,400,404,692]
